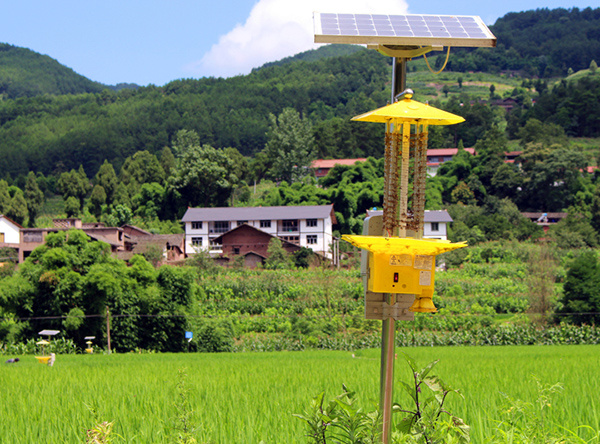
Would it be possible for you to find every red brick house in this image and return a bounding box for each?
[211,224,301,268]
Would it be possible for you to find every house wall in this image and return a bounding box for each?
[423,222,447,240]
[0,218,20,243]
[19,230,52,262]
[221,229,272,257]
[185,215,333,257]
[84,228,125,248]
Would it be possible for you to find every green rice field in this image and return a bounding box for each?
[1,345,599,443]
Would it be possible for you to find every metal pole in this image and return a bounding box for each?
[391,57,407,102]
[106,306,112,354]
[380,57,408,444]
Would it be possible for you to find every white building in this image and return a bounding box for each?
[182,205,336,257]
[0,215,22,244]
[365,209,453,240]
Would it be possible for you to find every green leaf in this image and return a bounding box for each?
[399,381,417,403]
[418,359,439,380]
[396,416,416,434]
[402,352,418,373]
[423,376,443,393]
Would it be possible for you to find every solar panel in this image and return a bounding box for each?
[314,13,496,48]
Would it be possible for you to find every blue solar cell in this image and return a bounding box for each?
[314,12,495,47]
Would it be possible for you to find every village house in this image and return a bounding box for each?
[182,205,336,258]
[0,215,22,263]
[365,209,454,240]
[311,158,368,179]
[3,217,184,264]
[19,218,127,263]
[521,212,568,234]
[211,224,302,268]
[426,148,476,176]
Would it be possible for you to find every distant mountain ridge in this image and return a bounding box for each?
[1,7,599,99]
[256,44,366,70]
[0,43,105,99]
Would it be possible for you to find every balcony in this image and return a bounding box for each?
[278,220,299,233]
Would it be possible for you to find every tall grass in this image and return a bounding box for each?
[1,346,599,443]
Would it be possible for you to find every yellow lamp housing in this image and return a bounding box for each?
[342,235,467,312]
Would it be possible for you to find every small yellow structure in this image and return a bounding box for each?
[343,235,466,312]
[84,336,95,354]
[35,329,59,365]
[35,340,51,364]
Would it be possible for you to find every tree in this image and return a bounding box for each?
[24,171,44,224]
[6,190,28,225]
[519,146,588,211]
[0,180,10,214]
[57,167,91,210]
[517,119,568,148]
[132,182,165,220]
[264,238,293,269]
[558,250,600,325]
[590,60,598,74]
[263,108,316,183]
[451,181,476,205]
[170,132,236,208]
[103,204,133,227]
[160,146,176,177]
[120,151,165,192]
[64,196,80,217]
[89,185,107,217]
[95,160,118,205]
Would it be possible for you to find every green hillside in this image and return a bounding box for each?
[0,7,597,231]
[0,43,105,99]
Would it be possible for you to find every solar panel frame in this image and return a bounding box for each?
[314,12,496,48]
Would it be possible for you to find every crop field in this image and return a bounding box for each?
[1,345,599,443]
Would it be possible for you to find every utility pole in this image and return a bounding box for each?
[106,306,112,354]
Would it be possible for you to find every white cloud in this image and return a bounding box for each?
[187,0,409,78]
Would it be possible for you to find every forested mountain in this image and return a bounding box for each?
[0,44,104,99]
[257,44,366,70]
[443,7,600,76]
[0,6,599,237]
[0,49,390,178]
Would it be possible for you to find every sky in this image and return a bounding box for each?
[3,0,596,86]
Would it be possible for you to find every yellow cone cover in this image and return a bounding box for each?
[352,97,465,126]
[341,235,467,256]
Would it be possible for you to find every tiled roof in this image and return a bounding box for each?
[311,158,367,169]
[182,205,336,223]
[0,215,23,229]
[427,148,476,156]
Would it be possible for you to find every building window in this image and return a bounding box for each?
[23,232,43,243]
[306,218,318,227]
[212,221,229,233]
[191,221,203,230]
[237,220,248,226]
[431,222,439,232]
[307,235,317,245]
[191,237,202,246]
[281,219,298,232]
[260,220,271,228]
[233,247,240,255]
[281,235,299,244]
